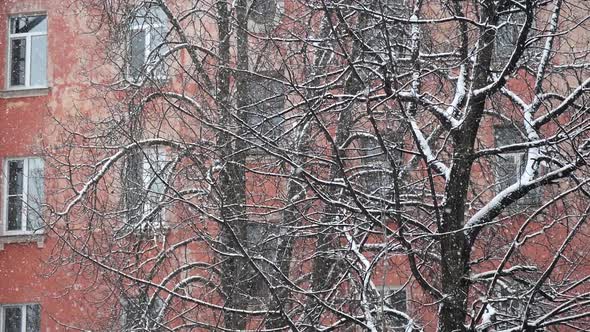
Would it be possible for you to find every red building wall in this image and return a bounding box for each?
[0,1,589,331]
[0,1,108,330]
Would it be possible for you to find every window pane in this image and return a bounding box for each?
[125,152,145,225]
[496,154,519,191]
[359,138,385,164]
[130,30,146,80]
[496,13,524,58]
[359,137,389,193]
[142,149,167,225]
[250,0,277,25]
[8,196,24,231]
[150,27,168,78]
[30,35,47,86]
[150,28,164,53]
[494,126,526,192]
[10,38,26,86]
[245,76,285,142]
[123,299,141,329]
[10,15,47,34]
[151,6,167,26]
[245,223,278,298]
[123,295,163,329]
[4,307,22,332]
[382,288,407,332]
[144,148,167,194]
[388,289,407,312]
[8,160,24,195]
[123,296,147,329]
[494,126,522,147]
[133,5,165,27]
[27,158,45,231]
[26,304,41,332]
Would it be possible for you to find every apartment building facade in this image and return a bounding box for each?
[0,0,113,330]
[0,0,589,331]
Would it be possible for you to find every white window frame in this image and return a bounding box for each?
[0,304,41,332]
[2,157,44,236]
[128,6,168,82]
[7,14,48,89]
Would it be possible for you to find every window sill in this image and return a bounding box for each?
[0,233,45,250]
[0,87,50,98]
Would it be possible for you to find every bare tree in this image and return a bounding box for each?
[46,0,590,331]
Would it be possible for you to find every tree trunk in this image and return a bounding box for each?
[216,0,250,329]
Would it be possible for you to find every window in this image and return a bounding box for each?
[8,15,47,88]
[379,287,408,331]
[486,281,537,331]
[244,222,280,302]
[121,295,163,331]
[247,0,284,32]
[244,74,286,149]
[1,304,41,332]
[358,137,393,195]
[494,126,540,205]
[495,11,526,60]
[3,158,44,235]
[128,5,168,81]
[123,148,169,232]
[365,0,411,59]
[381,287,407,312]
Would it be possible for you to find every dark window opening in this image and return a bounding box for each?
[358,136,396,196]
[244,74,286,150]
[493,125,541,206]
[122,148,168,233]
[121,295,164,331]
